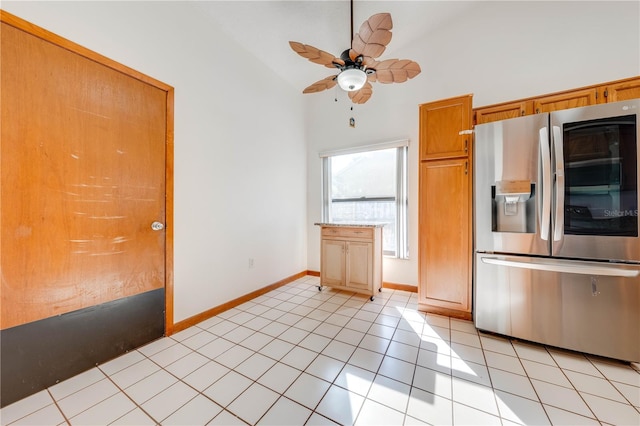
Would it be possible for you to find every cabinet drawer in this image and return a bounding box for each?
[321,227,373,240]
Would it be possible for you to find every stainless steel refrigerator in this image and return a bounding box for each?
[474,99,640,362]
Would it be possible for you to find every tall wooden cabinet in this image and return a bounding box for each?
[418,95,473,320]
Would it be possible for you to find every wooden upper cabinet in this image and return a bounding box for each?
[474,76,639,125]
[533,88,598,114]
[602,76,640,103]
[419,94,472,160]
[474,100,533,125]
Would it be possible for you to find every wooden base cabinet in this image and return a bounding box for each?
[418,95,473,320]
[317,224,383,300]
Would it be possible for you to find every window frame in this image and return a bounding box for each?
[320,140,409,259]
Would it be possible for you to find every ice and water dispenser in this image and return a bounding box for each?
[492,180,536,233]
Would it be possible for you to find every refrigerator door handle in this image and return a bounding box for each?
[481,256,639,278]
[552,126,565,242]
[539,128,551,241]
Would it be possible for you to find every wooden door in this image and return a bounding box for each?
[419,94,472,160]
[321,239,345,287]
[1,22,166,328]
[0,11,174,407]
[418,158,471,314]
[345,241,372,290]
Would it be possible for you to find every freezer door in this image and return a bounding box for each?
[474,114,551,255]
[550,100,640,262]
[474,254,640,362]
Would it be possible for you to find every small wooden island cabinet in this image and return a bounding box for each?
[315,223,384,300]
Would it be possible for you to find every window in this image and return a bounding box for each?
[321,141,409,258]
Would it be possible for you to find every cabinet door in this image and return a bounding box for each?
[345,241,372,291]
[321,239,345,287]
[474,100,533,125]
[419,158,471,312]
[533,88,597,113]
[420,94,472,160]
[603,77,640,103]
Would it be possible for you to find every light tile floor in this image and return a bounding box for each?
[2,275,639,425]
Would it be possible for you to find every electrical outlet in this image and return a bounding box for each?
[248,258,254,269]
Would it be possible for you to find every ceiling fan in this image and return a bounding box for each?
[289,1,421,104]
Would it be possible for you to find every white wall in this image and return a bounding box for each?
[3,1,308,323]
[305,1,640,286]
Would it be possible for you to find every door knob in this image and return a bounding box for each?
[151,221,164,231]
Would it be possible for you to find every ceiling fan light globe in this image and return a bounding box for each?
[337,68,367,92]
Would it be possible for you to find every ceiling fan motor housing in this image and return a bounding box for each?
[333,49,376,74]
[336,49,370,71]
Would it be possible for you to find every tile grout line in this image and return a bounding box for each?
[47,389,70,426]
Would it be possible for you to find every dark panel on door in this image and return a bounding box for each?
[1,288,164,408]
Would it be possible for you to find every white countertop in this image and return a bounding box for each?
[314,222,386,228]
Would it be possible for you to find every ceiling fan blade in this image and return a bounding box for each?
[361,56,378,70]
[348,81,373,104]
[370,59,421,84]
[303,75,338,94]
[289,41,344,68]
[351,13,393,59]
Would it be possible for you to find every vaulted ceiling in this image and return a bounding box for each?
[194,1,478,93]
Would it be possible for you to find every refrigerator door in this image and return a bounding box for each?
[475,253,640,362]
[474,113,551,255]
[551,100,640,262]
